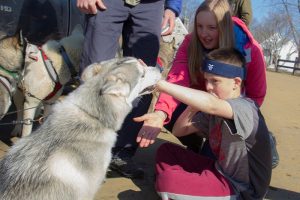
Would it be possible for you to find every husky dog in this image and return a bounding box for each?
[0,25,84,136]
[20,24,84,137]
[0,57,161,200]
[0,33,26,119]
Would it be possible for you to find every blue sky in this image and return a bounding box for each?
[252,0,272,22]
[182,0,272,22]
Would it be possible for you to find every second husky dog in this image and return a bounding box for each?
[0,57,161,200]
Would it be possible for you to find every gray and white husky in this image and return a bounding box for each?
[0,57,161,200]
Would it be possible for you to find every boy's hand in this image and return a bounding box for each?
[134,111,166,147]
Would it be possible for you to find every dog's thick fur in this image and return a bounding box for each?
[0,57,161,200]
[20,24,84,136]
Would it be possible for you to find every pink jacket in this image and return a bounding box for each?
[155,17,267,123]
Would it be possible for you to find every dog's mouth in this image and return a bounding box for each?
[139,85,157,96]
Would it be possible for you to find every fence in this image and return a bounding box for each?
[276,59,300,75]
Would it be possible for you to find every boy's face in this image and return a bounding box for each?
[204,72,241,100]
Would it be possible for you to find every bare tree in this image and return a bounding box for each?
[251,11,291,65]
[272,0,300,66]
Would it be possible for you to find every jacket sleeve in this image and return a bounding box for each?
[165,0,182,17]
[154,34,191,123]
[244,41,267,107]
[233,17,266,107]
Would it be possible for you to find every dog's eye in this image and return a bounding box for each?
[141,69,146,78]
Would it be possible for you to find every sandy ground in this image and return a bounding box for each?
[0,71,300,199]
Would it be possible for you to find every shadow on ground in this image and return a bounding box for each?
[1,97,300,200]
[266,186,300,200]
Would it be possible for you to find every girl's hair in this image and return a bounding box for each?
[188,0,235,85]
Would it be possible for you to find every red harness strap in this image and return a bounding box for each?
[38,47,63,101]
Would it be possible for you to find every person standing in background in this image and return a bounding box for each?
[228,0,252,26]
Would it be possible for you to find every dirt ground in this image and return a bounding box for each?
[0,71,300,199]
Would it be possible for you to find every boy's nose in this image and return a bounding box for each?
[206,82,213,91]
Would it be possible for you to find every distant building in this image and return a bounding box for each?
[260,33,299,71]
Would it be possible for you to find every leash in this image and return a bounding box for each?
[23,89,54,105]
[0,117,44,126]
[0,105,45,126]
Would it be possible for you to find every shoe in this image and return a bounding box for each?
[269,131,279,169]
[109,155,144,179]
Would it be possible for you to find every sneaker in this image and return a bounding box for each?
[269,131,279,169]
[109,155,144,179]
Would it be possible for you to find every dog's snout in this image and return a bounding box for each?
[154,63,163,73]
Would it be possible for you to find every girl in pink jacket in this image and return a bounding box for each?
[135,1,266,149]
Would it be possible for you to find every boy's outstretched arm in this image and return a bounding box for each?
[156,80,234,119]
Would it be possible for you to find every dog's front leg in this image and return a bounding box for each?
[22,95,41,137]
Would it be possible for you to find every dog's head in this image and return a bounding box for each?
[81,57,161,104]
[67,57,161,130]
[0,31,26,71]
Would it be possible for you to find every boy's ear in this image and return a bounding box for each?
[233,77,242,90]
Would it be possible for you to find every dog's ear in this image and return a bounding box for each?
[100,74,130,97]
[81,63,103,82]
[18,30,25,47]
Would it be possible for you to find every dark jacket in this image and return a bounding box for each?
[228,0,252,26]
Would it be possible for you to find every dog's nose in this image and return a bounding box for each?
[155,63,163,73]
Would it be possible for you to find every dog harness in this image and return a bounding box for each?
[59,45,77,79]
[39,47,63,100]
[0,65,22,97]
[25,43,62,101]
[0,75,13,97]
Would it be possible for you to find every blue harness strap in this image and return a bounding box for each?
[59,45,77,78]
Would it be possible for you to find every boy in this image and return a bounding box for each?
[154,48,272,199]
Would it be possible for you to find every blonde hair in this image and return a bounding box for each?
[188,0,235,85]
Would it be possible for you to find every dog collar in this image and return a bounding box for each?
[0,65,20,80]
[202,59,246,80]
